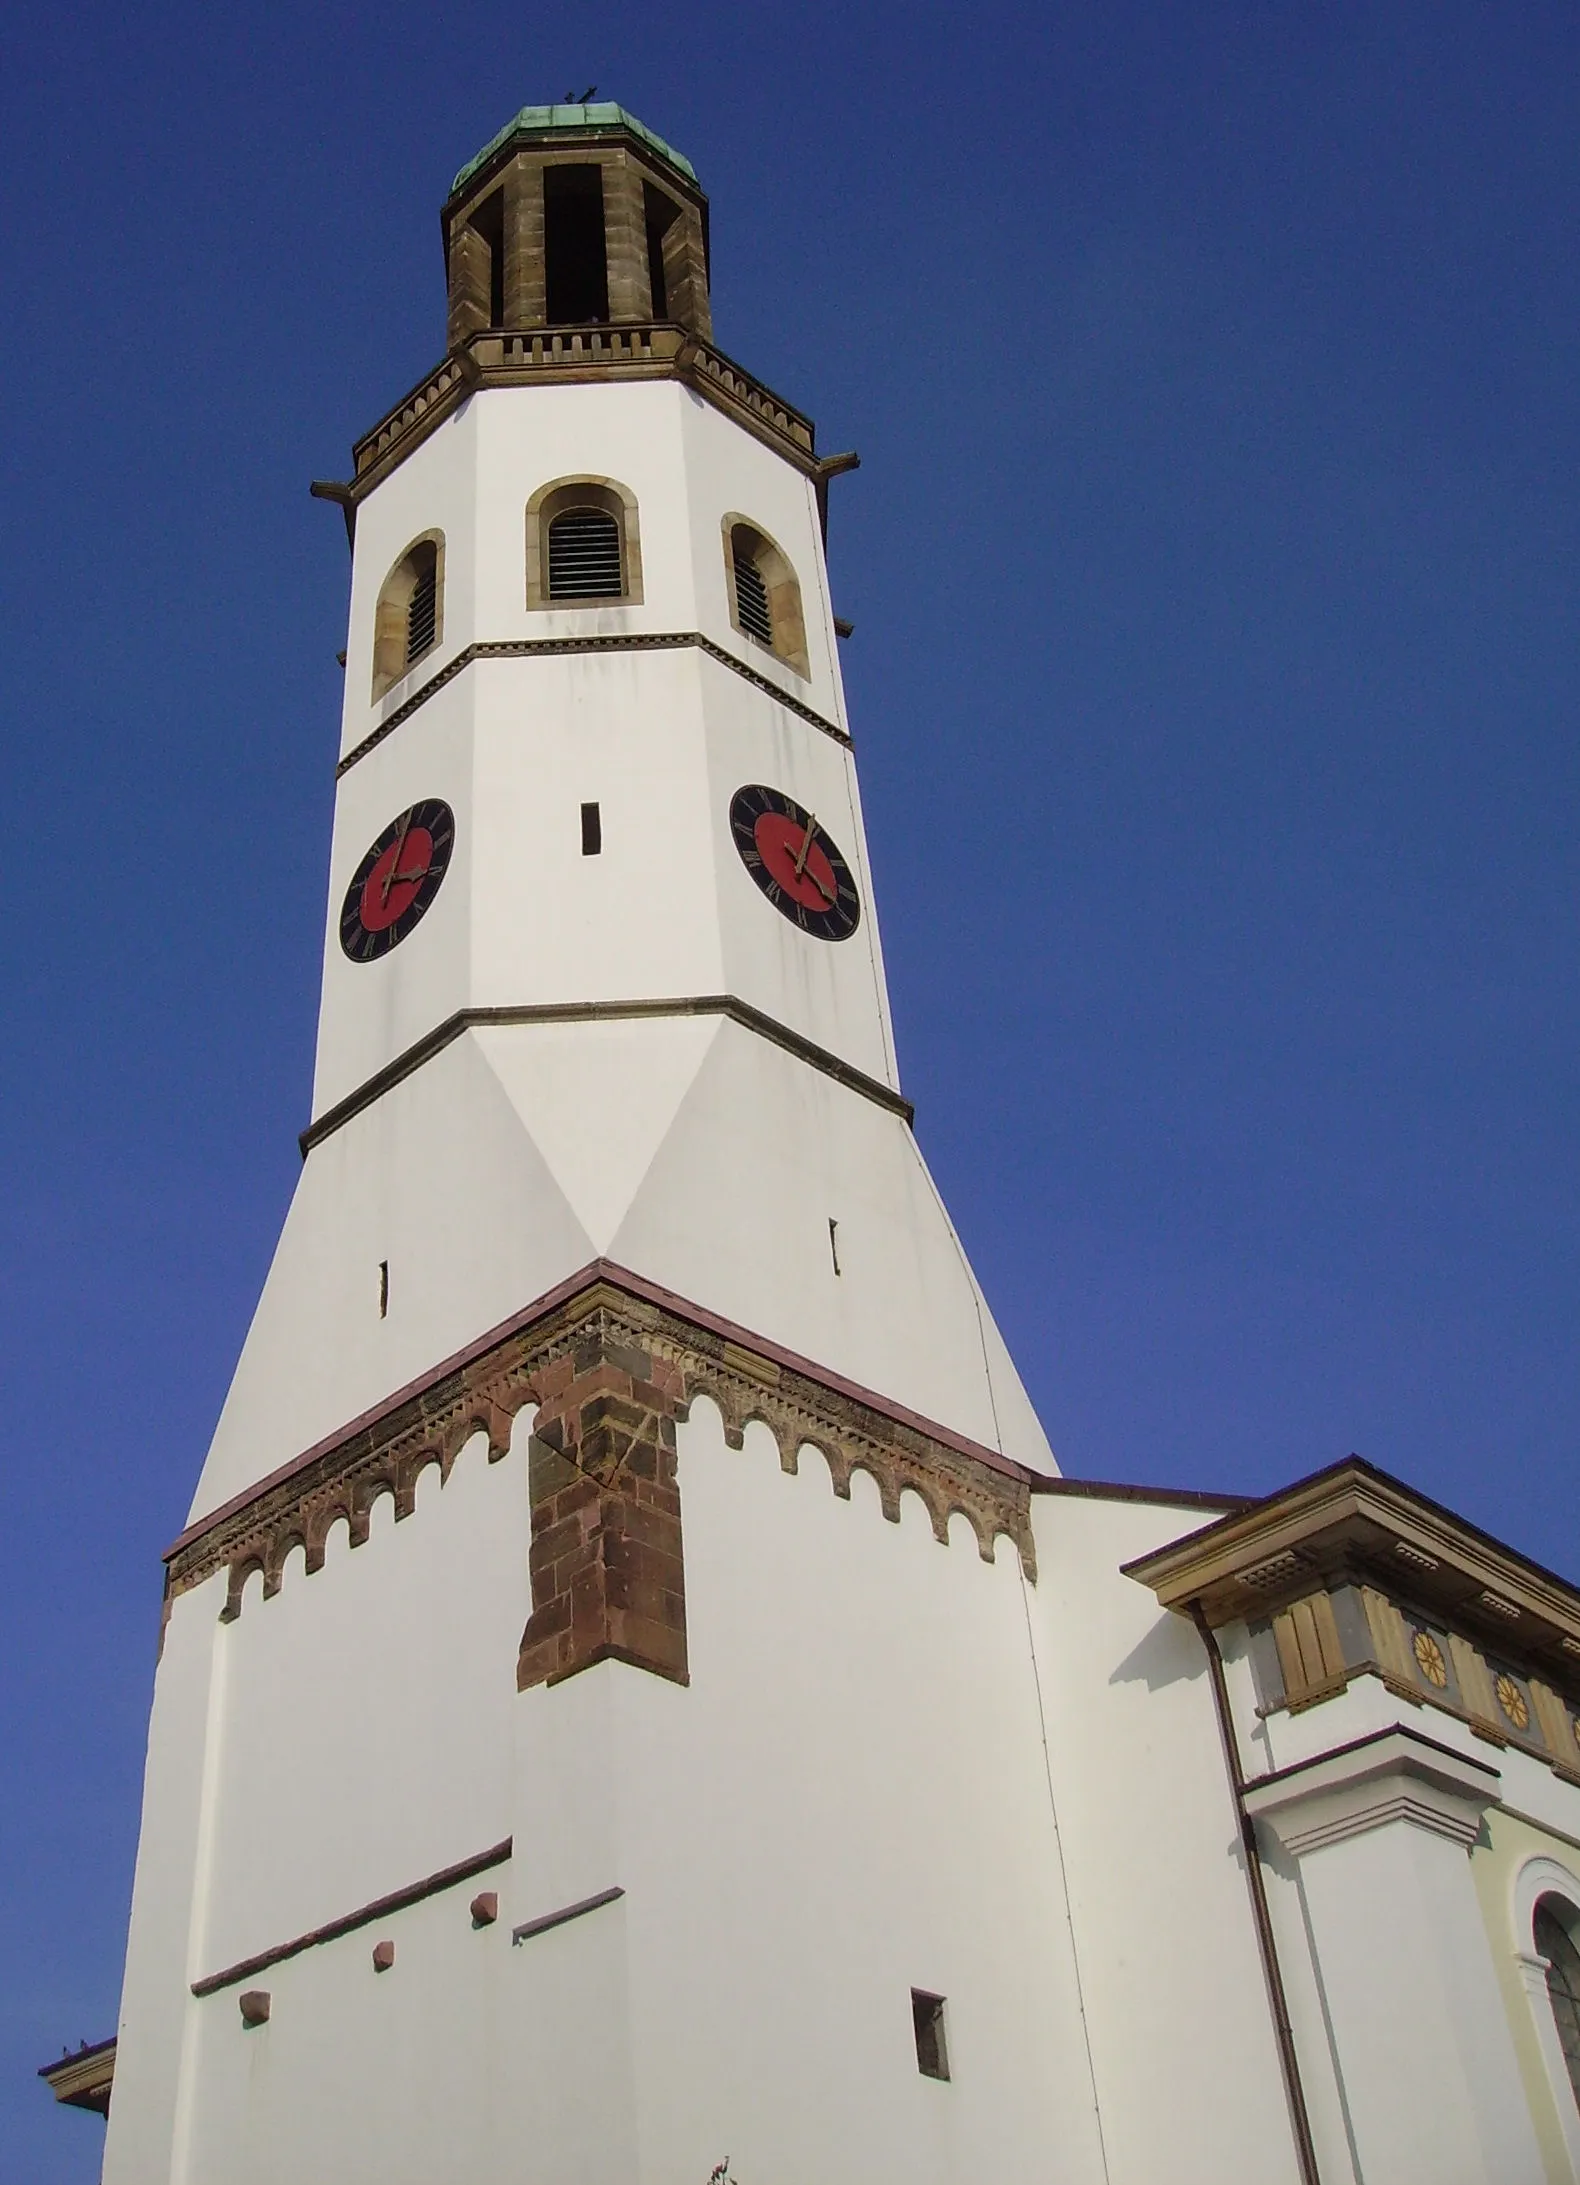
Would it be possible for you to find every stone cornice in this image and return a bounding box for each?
[165,1261,1039,1626]
[347,326,816,499]
[1123,1456,1580,1682]
[298,995,913,1158]
[38,2037,115,2117]
[336,631,850,779]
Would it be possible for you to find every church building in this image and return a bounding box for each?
[45,104,1580,2185]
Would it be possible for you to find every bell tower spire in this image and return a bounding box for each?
[98,109,1059,2185]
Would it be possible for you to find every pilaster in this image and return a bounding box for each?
[1246,1728,1546,2184]
[503,154,547,328]
[662,212,712,343]
[446,224,491,349]
[602,154,652,321]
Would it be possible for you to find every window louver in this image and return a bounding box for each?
[548,509,623,599]
[406,564,438,665]
[733,550,774,646]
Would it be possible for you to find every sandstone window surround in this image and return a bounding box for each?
[1513,1856,1580,2177]
[723,516,808,678]
[371,532,445,701]
[526,478,643,609]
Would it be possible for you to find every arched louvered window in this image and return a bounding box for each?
[732,543,773,645]
[548,507,623,599]
[1538,1901,1580,2111]
[526,478,643,609]
[723,518,809,677]
[406,551,438,660]
[371,533,445,701]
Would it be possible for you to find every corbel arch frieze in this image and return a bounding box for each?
[168,1272,1038,1643]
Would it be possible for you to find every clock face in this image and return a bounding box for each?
[339,799,455,962]
[729,785,861,942]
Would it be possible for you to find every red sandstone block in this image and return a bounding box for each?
[530,1515,583,1566]
[601,1339,655,1383]
[609,1611,688,1676]
[618,1501,681,1552]
[523,1592,572,1639]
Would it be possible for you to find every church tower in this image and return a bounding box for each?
[83,106,1580,2185]
[101,107,1085,2184]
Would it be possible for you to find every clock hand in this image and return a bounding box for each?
[381,810,414,907]
[792,814,818,879]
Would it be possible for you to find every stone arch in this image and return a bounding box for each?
[371,530,445,699]
[526,476,643,607]
[722,514,809,676]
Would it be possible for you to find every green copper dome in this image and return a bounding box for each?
[450,104,699,198]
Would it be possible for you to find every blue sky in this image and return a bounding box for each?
[2,1,1577,2172]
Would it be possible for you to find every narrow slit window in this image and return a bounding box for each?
[548,509,623,599]
[911,1990,950,2081]
[581,802,602,855]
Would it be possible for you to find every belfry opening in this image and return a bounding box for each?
[442,101,713,347]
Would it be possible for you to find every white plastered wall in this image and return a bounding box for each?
[1025,1492,1307,2184]
[105,1431,529,2185]
[193,1015,1052,1523]
[117,1434,1343,2184]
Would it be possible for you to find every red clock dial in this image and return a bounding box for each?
[729,785,861,941]
[751,811,842,912]
[339,799,455,962]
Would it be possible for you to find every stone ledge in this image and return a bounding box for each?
[348,327,816,499]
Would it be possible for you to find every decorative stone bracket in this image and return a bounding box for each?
[162,1263,1038,1689]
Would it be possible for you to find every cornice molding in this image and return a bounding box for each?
[1124,1456,1580,1676]
[298,995,912,1158]
[1242,1726,1501,1855]
[349,326,816,498]
[38,2037,116,2117]
[164,1260,1038,1630]
[336,631,850,779]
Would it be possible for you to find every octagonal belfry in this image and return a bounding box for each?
[443,103,714,348]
